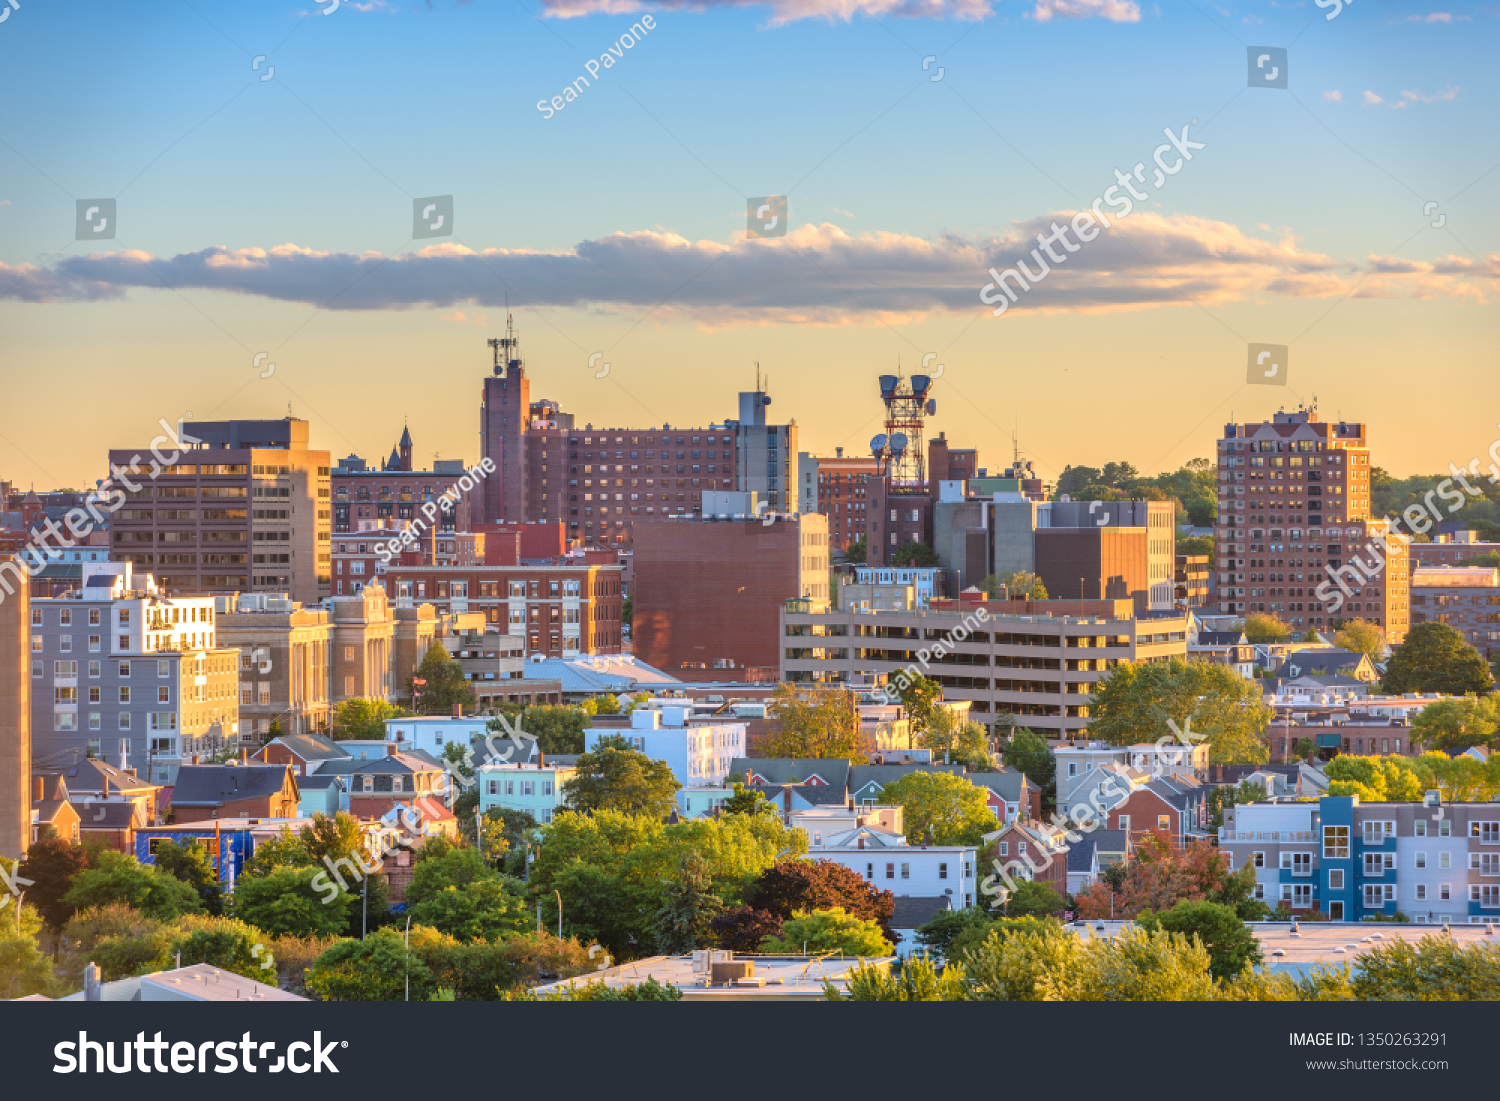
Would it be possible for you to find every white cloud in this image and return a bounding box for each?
[1401,86,1459,103]
[5,215,1492,324]
[1363,86,1457,108]
[1403,11,1454,21]
[1027,0,1140,20]
[536,0,999,24]
[1323,89,1342,102]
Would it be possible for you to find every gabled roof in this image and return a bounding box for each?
[32,800,75,825]
[259,732,351,764]
[826,824,905,847]
[74,801,145,829]
[170,764,296,807]
[849,763,964,791]
[351,751,442,775]
[1198,630,1249,646]
[296,773,345,791]
[1143,779,1197,809]
[1089,829,1132,855]
[1066,836,1098,873]
[35,755,157,793]
[963,768,1029,802]
[733,758,852,790]
[890,896,953,930]
[1274,649,1371,679]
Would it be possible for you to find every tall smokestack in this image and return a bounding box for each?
[0,562,30,860]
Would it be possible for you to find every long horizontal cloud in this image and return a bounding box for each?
[4,214,1493,324]
[531,0,1125,23]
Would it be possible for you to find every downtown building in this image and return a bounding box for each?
[1410,566,1500,659]
[28,564,239,785]
[477,319,797,546]
[1212,407,1409,641]
[108,418,332,606]
[331,425,481,536]
[780,590,1188,740]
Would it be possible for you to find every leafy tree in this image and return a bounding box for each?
[1353,934,1500,1000]
[896,673,942,748]
[1074,837,1261,920]
[0,903,58,999]
[1325,755,1424,802]
[593,693,621,716]
[505,705,588,755]
[1383,622,1496,696]
[747,860,894,937]
[891,542,939,567]
[409,642,477,715]
[621,595,632,626]
[1243,612,1295,643]
[999,880,1066,919]
[300,812,368,866]
[334,697,404,740]
[761,683,865,762]
[652,852,724,954]
[919,709,992,771]
[557,976,682,1001]
[483,807,538,874]
[1333,618,1386,658]
[231,866,356,938]
[913,905,995,959]
[843,537,867,565]
[1000,727,1055,810]
[17,830,90,932]
[1136,899,1261,981]
[1177,534,1214,556]
[307,927,430,1001]
[408,879,530,943]
[828,956,969,1001]
[60,903,168,984]
[150,839,224,916]
[1410,694,1500,753]
[722,782,773,817]
[562,742,681,818]
[64,851,202,921]
[709,906,783,952]
[163,914,277,983]
[877,771,993,846]
[965,921,1082,1001]
[992,571,1048,600]
[1457,550,1500,568]
[761,907,893,956]
[1043,924,1218,1001]
[1087,658,1270,765]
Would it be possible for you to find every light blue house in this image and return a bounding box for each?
[586,708,747,790]
[297,773,345,818]
[478,760,575,825]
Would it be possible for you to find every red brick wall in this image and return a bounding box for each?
[1108,789,1179,848]
[173,790,297,824]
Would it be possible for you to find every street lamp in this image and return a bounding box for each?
[405,913,413,1002]
[555,889,563,940]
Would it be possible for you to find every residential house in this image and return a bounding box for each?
[1106,776,1210,849]
[791,805,904,848]
[817,840,978,911]
[1065,828,1133,898]
[586,707,747,790]
[1189,628,1256,679]
[31,773,80,844]
[848,763,965,809]
[168,763,300,824]
[297,772,345,818]
[890,895,954,958]
[1272,648,1379,683]
[478,757,576,826]
[253,731,353,777]
[136,818,319,884]
[76,800,147,853]
[964,769,1040,824]
[34,754,162,824]
[980,821,1069,902]
[339,749,448,820]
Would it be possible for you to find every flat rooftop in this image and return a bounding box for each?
[532,953,897,1001]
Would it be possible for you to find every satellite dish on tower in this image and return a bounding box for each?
[870,434,889,455]
[926,399,937,415]
[889,433,909,454]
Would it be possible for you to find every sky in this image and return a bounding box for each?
[1,0,1495,491]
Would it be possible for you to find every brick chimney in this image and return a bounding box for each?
[103,777,111,799]
[452,704,463,718]
[386,742,398,758]
[240,748,248,765]
[33,776,44,801]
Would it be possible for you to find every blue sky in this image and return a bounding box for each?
[1,0,1496,488]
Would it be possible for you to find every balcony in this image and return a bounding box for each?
[1219,830,1316,842]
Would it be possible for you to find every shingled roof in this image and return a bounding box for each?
[170,764,297,807]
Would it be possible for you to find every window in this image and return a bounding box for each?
[158,660,170,678]
[1416,884,1427,900]
[1281,884,1312,906]
[1362,821,1393,845]
[1472,822,1500,844]
[1117,815,1130,832]
[1252,883,1265,900]
[1415,851,1427,869]
[996,841,1009,857]
[865,863,873,881]
[939,862,949,879]
[1440,884,1451,900]
[1280,852,1311,876]
[118,662,130,677]
[88,661,100,678]
[885,863,895,880]
[1415,820,1427,837]
[1440,852,1451,870]
[900,862,910,880]
[1363,884,1395,906]
[1323,825,1349,858]
[1328,869,1344,890]
[1253,852,1265,867]
[158,687,171,704]
[1157,814,1170,831]
[487,780,498,795]
[1362,852,1394,875]
[119,687,130,704]
[1440,819,1451,837]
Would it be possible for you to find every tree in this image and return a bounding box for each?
[1334,618,1385,658]
[506,706,588,755]
[150,839,224,916]
[243,827,312,877]
[761,908,893,956]
[1074,837,1261,920]
[1000,727,1056,810]
[593,693,621,715]
[0,903,57,1000]
[621,595,632,626]
[307,927,430,1001]
[843,537,867,565]
[747,860,895,936]
[709,906,784,952]
[992,571,1047,600]
[830,956,970,1001]
[891,542,938,568]
[409,642,476,715]
[1042,924,1218,1001]
[1353,934,1500,1000]
[877,771,994,846]
[1384,622,1496,696]
[164,914,277,983]
[1243,612,1295,643]
[407,878,529,943]
[1136,899,1261,981]
[964,921,1082,1001]
[60,902,167,985]
[483,807,537,874]
[1087,658,1270,765]
[1177,534,1213,556]
[17,831,90,932]
[761,683,865,762]
[231,866,356,938]
[334,697,403,740]
[300,811,367,866]
[64,851,202,921]
[919,709,992,770]
[1001,880,1066,919]
[896,673,942,748]
[913,905,996,959]
[1410,694,1500,753]
[722,782,773,817]
[651,852,724,954]
[562,743,681,818]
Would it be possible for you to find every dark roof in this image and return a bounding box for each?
[732,758,852,790]
[1198,630,1248,646]
[296,773,344,791]
[1090,829,1131,855]
[963,768,1028,801]
[1145,779,1195,809]
[1067,837,1097,872]
[849,764,964,791]
[36,755,156,793]
[746,781,847,807]
[261,732,350,763]
[170,764,296,807]
[33,799,74,824]
[890,896,953,930]
[350,751,441,775]
[1274,649,1368,678]
[74,801,143,829]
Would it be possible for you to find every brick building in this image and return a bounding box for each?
[633,514,830,681]
[331,427,480,536]
[797,449,879,553]
[169,762,300,824]
[383,561,624,657]
[1412,535,1500,568]
[477,319,797,548]
[1410,566,1500,659]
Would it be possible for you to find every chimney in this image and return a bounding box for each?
[84,963,103,1002]
[103,777,111,799]
[192,755,201,766]
[240,748,248,765]
[386,742,398,757]
[452,704,463,718]
[537,751,546,769]
[33,776,44,801]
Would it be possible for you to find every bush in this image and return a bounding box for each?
[1136,900,1262,981]
[965,922,1082,1001]
[828,957,970,1001]
[163,914,276,983]
[60,903,166,984]
[554,976,681,1001]
[231,866,357,939]
[306,928,429,1001]
[760,908,893,957]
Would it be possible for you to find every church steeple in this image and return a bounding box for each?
[398,422,413,471]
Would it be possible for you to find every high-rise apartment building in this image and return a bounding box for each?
[0,560,30,860]
[797,449,880,552]
[477,319,796,546]
[109,418,331,605]
[1213,407,1407,640]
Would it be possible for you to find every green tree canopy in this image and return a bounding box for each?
[1000,727,1055,810]
[1137,899,1262,981]
[64,851,202,922]
[335,697,405,740]
[409,641,477,715]
[231,865,356,939]
[562,743,681,818]
[1087,658,1270,765]
[990,571,1048,600]
[891,541,939,567]
[896,673,942,746]
[1410,694,1500,753]
[150,839,224,916]
[1333,618,1385,658]
[0,902,58,1000]
[877,771,994,846]
[1243,612,1295,643]
[761,907,893,956]
[652,851,724,954]
[1383,622,1496,696]
[761,683,865,762]
[919,709,992,771]
[17,831,91,932]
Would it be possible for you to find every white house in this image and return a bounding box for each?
[585,708,747,789]
[385,715,491,760]
[816,843,978,911]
